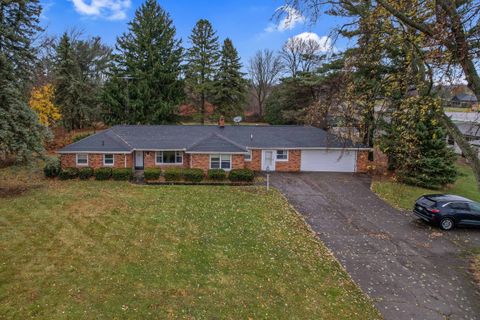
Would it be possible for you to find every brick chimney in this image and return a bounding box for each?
[218,116,225,128]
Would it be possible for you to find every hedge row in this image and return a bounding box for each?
[144,168,254,182]
[55,167,133,181]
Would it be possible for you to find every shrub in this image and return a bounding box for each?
[72,132,92,142]
[228,169,255,182]
[44,157,61,178]
[208,169,226,181]
[113,168,133,181]
[94,168,112,180]
[78,167,94,180]
[164,167,184,181]
[59,168,79,180]
[184,168,204,182]
[144,168,161,180]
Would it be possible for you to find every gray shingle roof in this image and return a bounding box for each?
[456,122,480,138]
[452,93,477,102]
[58,125,365,153]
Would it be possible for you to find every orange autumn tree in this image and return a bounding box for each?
[29,84,61,127]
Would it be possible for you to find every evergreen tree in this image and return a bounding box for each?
[185,19,220,124]
[212,38,247,119]
[0,55,47,162]
[103,0,183,124]
[54,32,111,131]
[384,97,457,189]
[0,0,42,84]
[0,0,47,163]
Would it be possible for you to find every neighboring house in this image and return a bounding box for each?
[451,93,478,108]
[58,122,372,173]
[445,111,480,123]
[448,122,480,157]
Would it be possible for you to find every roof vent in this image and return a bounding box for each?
[102,140,105,146]
[250,133,253,140]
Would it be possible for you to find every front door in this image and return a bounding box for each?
[135,151,144,170]
[261,150,276,171]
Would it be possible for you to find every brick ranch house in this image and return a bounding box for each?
[58,123,372,173]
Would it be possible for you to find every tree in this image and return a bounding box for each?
[54,33,110,131]
[0,55,47,163]
[280,36,323,77]
[0,0,47,163]
[29,84,61,127]
[0,0,42,85]
[185,19,220,124]
[212,38,247,119]
[383,97,457,189]
[103,0,184,125]
[248,49,283,117]
[283,0,480,189]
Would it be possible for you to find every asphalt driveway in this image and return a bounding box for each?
[270,172,480,320]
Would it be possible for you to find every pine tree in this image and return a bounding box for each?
[0,0,47,163]
[186,19,220,124]
[103,0,184,124]
[0,55,47,162]
[212,38,247,119]
[388,97,457,189]
[54,33,111,131]
[0,0,42,84]
[54,33,83,131]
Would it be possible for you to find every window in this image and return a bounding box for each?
[103,154,114,166]
[210,154,231,170]
[276,150,288,161]
[469,202,480,214]
[245,150,252,161]
[156,151,183,164]
[448,202,469,210]
[76,154,88,166]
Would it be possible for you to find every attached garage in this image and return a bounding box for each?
[300,149,357,172]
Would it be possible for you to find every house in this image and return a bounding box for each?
[58,121,372,173]
[448,122,480,157]
[451,93,478,108]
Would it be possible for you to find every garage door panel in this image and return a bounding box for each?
[301,150,356,172]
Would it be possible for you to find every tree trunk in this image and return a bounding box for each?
[200,92,205,125]
[440,112,480,190]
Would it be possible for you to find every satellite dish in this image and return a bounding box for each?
[233,116,242,124]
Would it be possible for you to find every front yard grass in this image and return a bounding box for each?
[372,163,480,211]
[0,168,380,319]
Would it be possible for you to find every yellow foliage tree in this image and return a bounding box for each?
[29,84,61,127]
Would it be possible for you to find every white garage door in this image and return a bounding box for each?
[300,150,357,172]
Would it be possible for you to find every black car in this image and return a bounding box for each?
[413,194,480,230]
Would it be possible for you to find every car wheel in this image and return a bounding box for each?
[440,218,454,231]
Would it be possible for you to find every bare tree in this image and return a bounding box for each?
[280,37,323,77]
[248,49,283,116]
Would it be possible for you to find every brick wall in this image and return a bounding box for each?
[244,150,261,171]
[275,150,301,172]
[143,151,189,169]
[190,154,209,171]
[356,149,388,174]
[356,151,369,173]
[60,153,133,169]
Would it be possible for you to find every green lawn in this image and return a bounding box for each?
[0,167,380,319]
[372,164,480,210]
